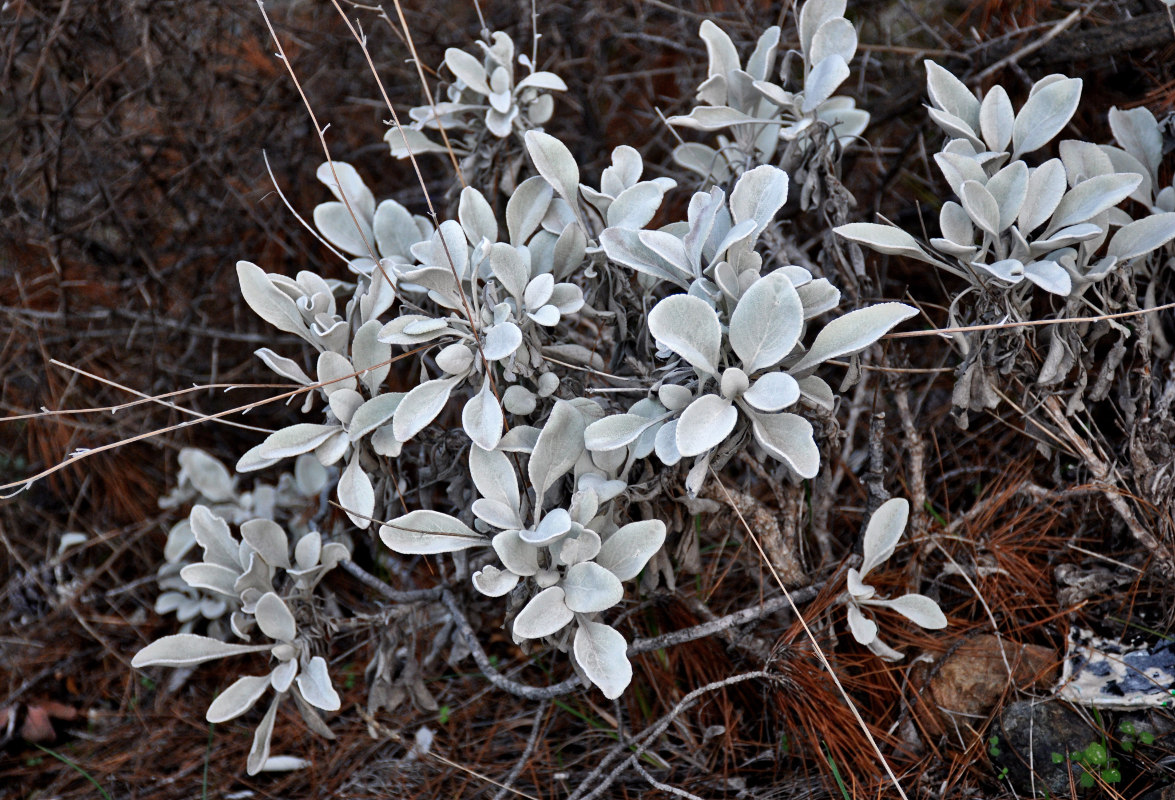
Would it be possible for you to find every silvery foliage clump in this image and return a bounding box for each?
[667,1,868,193]
[135,4,929,771]
[133,506,349,774]
[843,498,947,661]
[386,30,567,189]
[598,163,916,493]
[835,61,1175,414]
[380,411,666,700]
[155,448,330,632]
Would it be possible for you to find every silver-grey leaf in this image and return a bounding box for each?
[729,165,789,239]
[528,400,587,502]
[132,634,270,668]
[562,561,624,613]
[802,55,849,112]
[749,411,820,478]
[741,371,800,412]
[959,180,1000,238]
[237,262,305,337]
[469,445,519,511]
[1046,173,1142,234]
[978,84,1014,153]
[296,656,341,711]
[647,294,722,375]
[338,455,375,529]
[255,592,296,642]
[472,564,520,597]
[675,394,737,457]
[1107,213,1175,260]
[206,674,272,723]
[574,621,631,700]
[506,176,554,245]
[240,519,291,570]
[458,187,498,246]
[1011,77,1082,158]
[584,413,657,452]
[524,130,580,209]
[461,378,504,451]
[246,696,280,776]
[984,160,1028,233]
[728,271,804,373]
[512,586,573,640]
[392,376,460,443]
[924,60,980,131]
[1018,159,1067,233]
[379,510,485,554]
[792,303,918,372]
[595,519,666,581]
[833,223,934,263]
[860,497,908,575]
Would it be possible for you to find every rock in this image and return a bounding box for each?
[991,700,1091,795]
[915,635,1058,738]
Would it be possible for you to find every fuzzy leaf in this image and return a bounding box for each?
[833,223,933,263]
[132,634,270,668]
[469,446,520,512]
[525,131,580,208]
[379,510,485,554]
[246,697,280,775]
[472,564,520,597]
[206,674,272,723]
[729,165,789,239]
[574,621,632,699]
[297,656,341,711]
[561,562,624,613]
[749,412,819,478]
[846,604,877,645]
[979,84,1014,153]
[792,303,917,372]
[1107,213,1175,260]
[462,378,504,451]
[873,594,948,630]
[255,592,296,642]
[1012,77,1082,158]
[528,401,587,502]
[512,586,574,639]
[392,376,460,443]
[647,294,722,375]
[742,371,800,412]
[803,55,849,112]
[595,520,666,580]
[236,262,305,337]
[1018,159,1068,233]
[240,519,290,570]
[338,455,375,529]
[507,177,554,246]
[676,395,737,457]
[860,497,909,575]
[584,414,656,452]
[1047,173,1142,233]
[728,271,804,373]
[458,187,498,246]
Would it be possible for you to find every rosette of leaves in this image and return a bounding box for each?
[374,179,586,452]
[379,401,666,699]
[668,0,868,184]
[385,30,567,158]
[843,498,947,661]
[585,267,915,493]
[134,509,348,774]
[155,451,330,633]
[835,62,1175,411]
